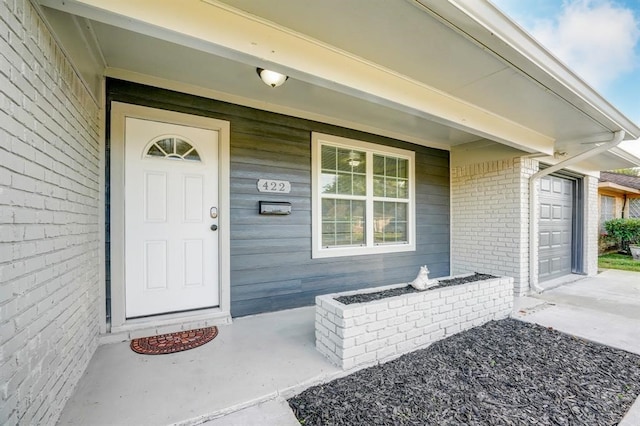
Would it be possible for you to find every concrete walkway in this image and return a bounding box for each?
[57,306,339,426]
[514,269,640,355]
[59,269,640,425]
[514,269,640,426]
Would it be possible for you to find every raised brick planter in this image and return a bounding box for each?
[315,275,514,369]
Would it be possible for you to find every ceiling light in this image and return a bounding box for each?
[347,152,361,167]
[256,68,288,88]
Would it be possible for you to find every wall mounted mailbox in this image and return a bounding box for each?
[259,201,292,215]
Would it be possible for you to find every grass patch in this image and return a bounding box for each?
[598,253,640,272]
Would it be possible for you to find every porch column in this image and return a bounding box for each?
[583,175,600,276]
[451,157,539,296]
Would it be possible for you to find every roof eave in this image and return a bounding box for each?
[416,0,640,140]
[598,181,640,195]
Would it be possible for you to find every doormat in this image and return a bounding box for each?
[130,326,218,355]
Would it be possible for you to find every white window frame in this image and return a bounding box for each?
[600,195,616,233]
[312,132,416,258]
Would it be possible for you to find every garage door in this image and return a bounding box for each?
[538,175,574,281]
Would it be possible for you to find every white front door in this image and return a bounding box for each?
[124,117,219,318]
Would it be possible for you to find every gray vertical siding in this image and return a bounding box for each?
[107,79,450,317]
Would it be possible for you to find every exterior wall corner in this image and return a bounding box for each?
[451,156,538,296]
[584,176,600,276]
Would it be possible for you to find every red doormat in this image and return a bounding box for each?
[130,326,218,355]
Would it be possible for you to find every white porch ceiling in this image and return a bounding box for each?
[38,0,640,169]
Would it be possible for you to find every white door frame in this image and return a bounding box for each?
[110,102,231,332]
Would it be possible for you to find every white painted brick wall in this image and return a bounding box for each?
[584,176,599,276]
[316,276,514,369]
[0,1,102,424]
[450,158,538,296]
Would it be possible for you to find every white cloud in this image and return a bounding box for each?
[530,0,640,90]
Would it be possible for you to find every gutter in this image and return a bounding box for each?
[528,130,625,293]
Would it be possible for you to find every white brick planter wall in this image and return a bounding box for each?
[316,275,514,369]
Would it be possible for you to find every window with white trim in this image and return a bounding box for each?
[600,195,615,233]
[312,133,415,258]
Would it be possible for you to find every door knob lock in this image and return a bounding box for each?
[210,224,218,231]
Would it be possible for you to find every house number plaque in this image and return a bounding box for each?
[257,179,291,193]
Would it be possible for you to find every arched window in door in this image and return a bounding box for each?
[145,137,201,161]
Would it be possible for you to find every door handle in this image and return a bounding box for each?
[210,224,218,231]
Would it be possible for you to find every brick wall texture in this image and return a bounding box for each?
[0,1,102,424]
[316,276,514,369]
[451,157,539,296]
[584,176,599,276]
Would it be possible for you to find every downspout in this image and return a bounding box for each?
[528,130,625,293]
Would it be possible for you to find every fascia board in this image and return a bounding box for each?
[598,182,640,194]
[417,0,640,139]
[608,146,640,167]
[38,0,555,154]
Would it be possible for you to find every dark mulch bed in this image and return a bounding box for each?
[335,273,497,305]
[289,319,640,425]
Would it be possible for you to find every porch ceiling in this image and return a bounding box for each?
[38,0,640,168]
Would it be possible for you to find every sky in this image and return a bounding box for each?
[491,0,640,159]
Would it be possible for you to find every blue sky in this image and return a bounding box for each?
[492,0,640,157]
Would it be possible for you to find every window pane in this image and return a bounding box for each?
[395,223,407,242]
[385,178,398,198]
[352,174,366,196]
[374,201,408,244]
[184,150,201,161]
[321,199,365,247]
[175,139,192,156]
[322,146,337,171]
[337,173,353,195]
[373,154,385,175]
[397,179,408,199]
[146,144,164,157]
[335,199,351,220]
[396,203,407,221]
[629,198,640,218]
[156,138,173,154]
[335,222,351,245]
[373,176,385,197]
[351,200,365,245]
[386,157,397,177]
[351,156,366,174]
[321,173,337,194]
[600,195,615,233]
[397,159,408,179]
[322,223,336,246]
[322,198,336,221]
[337,149,365,172]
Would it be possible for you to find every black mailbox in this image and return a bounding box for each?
[259,201,292,215]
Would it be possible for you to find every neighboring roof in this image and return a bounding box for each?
[600,172,640,190]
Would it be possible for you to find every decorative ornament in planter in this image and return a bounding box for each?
[410,265,439,290]
[630,245,640,261]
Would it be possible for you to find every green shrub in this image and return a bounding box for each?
[603,218,640,253]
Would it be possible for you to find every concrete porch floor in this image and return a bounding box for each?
[58,269,640,425]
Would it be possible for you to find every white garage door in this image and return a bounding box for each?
[538,176,574,282]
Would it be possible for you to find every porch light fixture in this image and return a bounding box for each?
[256,68,288,88]
[347,151,361,167]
